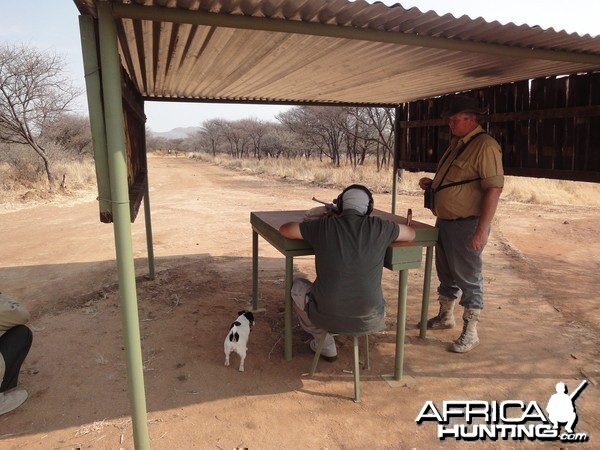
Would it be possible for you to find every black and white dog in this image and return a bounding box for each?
[224,310,255,372]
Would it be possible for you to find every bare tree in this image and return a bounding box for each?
[258,124,297,158]
[341,107,369,167]
[278,106,347,165]
[145,129,169,153]
[200,118,228,156]
[0,44,82,187]
[365,107,395,170]
[239,118,269,159]
[222,120,252,158]
[41,113,92,158]
[345,107,395,171]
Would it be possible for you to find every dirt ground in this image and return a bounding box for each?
[0,155,598,449]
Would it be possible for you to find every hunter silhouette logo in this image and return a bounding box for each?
[546,380,587,434]
[416,379,589,442]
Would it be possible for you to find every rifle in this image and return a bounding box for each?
[570,380,588,400]
[311,197,338,212]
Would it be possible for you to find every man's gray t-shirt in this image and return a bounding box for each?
[299,210,399,334]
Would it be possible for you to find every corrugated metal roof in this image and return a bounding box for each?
[73,0,600,106]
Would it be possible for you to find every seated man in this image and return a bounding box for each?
[0,292,33,415]
[279,184,415,361]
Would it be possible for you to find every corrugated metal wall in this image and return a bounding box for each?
[398,71,600,182]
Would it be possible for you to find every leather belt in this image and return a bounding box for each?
[439,216,479,222]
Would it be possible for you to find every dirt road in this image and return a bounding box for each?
[0,156,598,448]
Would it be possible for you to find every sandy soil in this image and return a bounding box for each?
[0,155,598,449]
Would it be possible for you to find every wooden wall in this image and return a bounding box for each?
[398,71,600,182]
[122,66,147,223]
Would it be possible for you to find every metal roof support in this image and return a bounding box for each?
[143,182,156,280]
[98,3,151,448]
[392,106,400,215]
[112,3,600,66]
[79,15,112,222]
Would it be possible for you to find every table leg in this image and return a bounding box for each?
[251,230,259,311]
[394,269,409,380]
[419,245,434,339]
[284,255,293,360]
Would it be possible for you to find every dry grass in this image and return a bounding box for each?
[188,152,423,195]
[502,175,600,206]
[1,152,599,213]
[0,158,98,212]
[187,152,600,207]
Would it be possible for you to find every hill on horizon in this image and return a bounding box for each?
[150,126,201,140]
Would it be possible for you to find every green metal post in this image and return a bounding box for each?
[97,3,150,449]
[252,230,259,311]
[419,246,434,339]
[143,180,155,280]
[78,15,112,222]
[284,255,293,360]
[391,106,400,214]
[394,269,409,380]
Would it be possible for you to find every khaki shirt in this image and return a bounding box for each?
[432,126,504,220]
[0,293,30,333]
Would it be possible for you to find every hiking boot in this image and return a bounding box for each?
[0,389,28,416]
[449,308,481,353]
[419,295,456,329]
[310,339,338,363]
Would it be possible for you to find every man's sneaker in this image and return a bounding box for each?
[310,339,338,362]
[0,389,28,415]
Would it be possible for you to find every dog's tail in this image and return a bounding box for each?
[228,321,242,343]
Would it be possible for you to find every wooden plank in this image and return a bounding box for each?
[529,78,541,168]
[588,74,600,171]
[562,117,575,171]
[514,80,529,169]
[397,72,599,180]
[589,116,600,171]
[505,167,600,182]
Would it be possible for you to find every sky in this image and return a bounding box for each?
[1,0,599,133]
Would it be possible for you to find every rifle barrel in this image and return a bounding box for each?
[570,380,588,400]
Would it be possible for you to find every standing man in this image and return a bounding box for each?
[0,292,33,415]
[279,185,416,360]
[418,95,504,353]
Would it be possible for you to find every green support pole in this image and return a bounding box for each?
[98,3,150,449]
[419,246,434,339]
[78,15,112,222]
[394,269,409,380]
[392,106,400,214]
[284,255,293,360]
[143,180,155,280]
[252,230,259,311]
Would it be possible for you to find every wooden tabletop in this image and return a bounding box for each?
[250,209,438,270]
[251,209,437,244]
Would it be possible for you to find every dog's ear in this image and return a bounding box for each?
[238,310,245,316]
